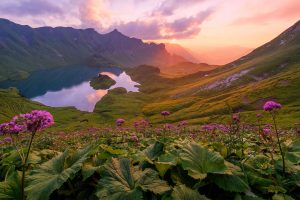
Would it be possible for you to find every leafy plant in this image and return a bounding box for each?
[96,157,170,199]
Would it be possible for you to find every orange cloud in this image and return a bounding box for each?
[79,0,112,30]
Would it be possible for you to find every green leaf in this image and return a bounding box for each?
[272,194,295,200]
[135,168,171,194]
[25,145,92,200]
[0,171,22,200]
[171,184,210,200]
[137,142,164,164]
[99,144,127,155]
[81,162,99,181]
[209,174,250,192]
[180,142,227,180]
[285,138,300,164]
[97,158,170,200]
[155,153,177,177]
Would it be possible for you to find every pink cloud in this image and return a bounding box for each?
[114,9,213,40]
[78,0,213,40]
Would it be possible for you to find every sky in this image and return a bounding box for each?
[0,0,299,64]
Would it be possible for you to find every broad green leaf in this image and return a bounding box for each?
[137,142,164,164]
[25,146,92,200]
[211,142,228,158]
[100,144,127,155]
[155,153,177,176]
[171,184,210,200]
[0,171,22,200]
[285,138,300,164]
[209,174,250,192]
[135,168,171,194]
[97,158,141,200]
[97,158,170,200]
[272,193,295,200]
[180,142,226,180]
[81,162,99,181]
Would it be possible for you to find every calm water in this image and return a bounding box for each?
[0,65,140,112]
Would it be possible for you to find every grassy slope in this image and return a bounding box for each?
[93,21,300,127]
[159,62,218,78]
[90,75,116,90]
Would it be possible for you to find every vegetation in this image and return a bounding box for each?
[1,101,300,199]
[90,75,116,90]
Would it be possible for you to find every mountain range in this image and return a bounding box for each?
[0,18,185,81]
[1,19,300,128]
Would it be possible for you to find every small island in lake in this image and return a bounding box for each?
[90,74,116,90]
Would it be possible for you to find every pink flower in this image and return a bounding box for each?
[202,124,214,131]
[3,137,12,143]
[178,121,188,127]
[232,113,240,122]
[164,123,175,130]
[256,113,263,118]
[18,110,54,132]
[116,118,125,126]
[0,122,24,134]
[190,133,197,139]
[161,111,171,116]
[263,128,271,135]
[297,128,300,135]
[263,101,282,111]
[131,135,139,142]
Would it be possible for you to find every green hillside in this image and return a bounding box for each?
[93,20,300,127]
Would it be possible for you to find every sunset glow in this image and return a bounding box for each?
[0,0,299,64]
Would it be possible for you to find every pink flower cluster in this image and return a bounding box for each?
[161,111,171,116]
[0,122,24,134]
[116,118,125,126]
[178,121,188,127]
[0,110,54,134]
[232,113,240,122]
[133,119,149,132]
[131,135,139,142]
[201,123,229,133]
[263,101,282,111]
[164,123,175,130]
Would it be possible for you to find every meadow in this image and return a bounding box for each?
[1,101,300,200]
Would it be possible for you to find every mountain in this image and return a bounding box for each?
[96,20,300,126]
[0,18,184,81]
[164,43,199,63]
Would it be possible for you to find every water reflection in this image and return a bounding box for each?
[0,66,140,112]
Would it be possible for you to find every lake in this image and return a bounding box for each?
[0,65,140,112]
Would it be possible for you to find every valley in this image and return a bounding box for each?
[0,14,300,200]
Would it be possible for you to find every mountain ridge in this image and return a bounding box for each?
[0,18,185,81]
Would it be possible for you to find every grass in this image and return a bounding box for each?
[90,74,116,89]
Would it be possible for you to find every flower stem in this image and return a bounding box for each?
[21,131,36,200]
[271,113,285,175]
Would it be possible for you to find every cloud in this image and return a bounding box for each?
[110,9,212,40]
[152,0,205,16]
[0,0,63,17]
[79,0,112,30]
[78,0,213,39]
